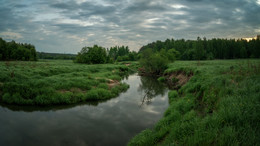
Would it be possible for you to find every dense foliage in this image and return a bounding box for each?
[108,46,138,62]
[0,38,37,61]
[139,48,179,75]
[139,37,260,60]
[75,45,138,64]
[75,45,108,64]
[37,52,76,60]
[0,60,130,105]
[129,59,260,145]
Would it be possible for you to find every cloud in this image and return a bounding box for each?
[0,31,23,40]
[0,0,259,53]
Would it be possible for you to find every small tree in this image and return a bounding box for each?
[139,48,177,75]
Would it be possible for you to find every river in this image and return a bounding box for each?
[0,74,169,146]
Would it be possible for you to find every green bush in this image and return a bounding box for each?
[168,90,178,99]
[157,77,166,82]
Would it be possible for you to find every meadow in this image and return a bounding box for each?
[129,59,260,145]
[0,59,259,145]
[0,60,135,105]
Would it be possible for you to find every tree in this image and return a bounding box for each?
[0,38,37,61]
[139,48,177,75]
[75,45,108,64]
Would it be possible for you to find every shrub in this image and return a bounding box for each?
[157,77,166,82]
[168,90,178,99]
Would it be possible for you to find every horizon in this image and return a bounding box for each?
[1,35,259,54]
[0,0,259,54]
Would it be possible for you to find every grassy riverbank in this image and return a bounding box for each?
[0,60,134,105]
[129,59,260,145]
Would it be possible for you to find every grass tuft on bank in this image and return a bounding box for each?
[129,59,260,145]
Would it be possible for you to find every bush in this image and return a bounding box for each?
[139,49,169,75]
[75,45,108,64]
[157,77,166,82]
[168,90,178,99]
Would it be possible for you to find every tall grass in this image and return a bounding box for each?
[129,59,260,145]
[0,60,131,105]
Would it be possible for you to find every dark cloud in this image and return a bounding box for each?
[0,0,259,53]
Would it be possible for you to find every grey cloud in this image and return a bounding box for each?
[0,0,259,53]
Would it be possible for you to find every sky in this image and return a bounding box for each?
[0,0,260,54]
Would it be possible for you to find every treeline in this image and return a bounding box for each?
[139,37,260,60]
[75,45,138,64]
[0,38,37,61]
[37,52,76,60]
[108,46,138,61]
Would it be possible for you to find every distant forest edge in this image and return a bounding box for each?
[139,36,260,60]
[0,38,37,61]
[37,52,76,60]
[1,36,260,62]
[75,45,138,64]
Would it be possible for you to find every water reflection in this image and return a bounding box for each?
[0,101,101,112]
[138,76,167,106]
[0,74,169,146]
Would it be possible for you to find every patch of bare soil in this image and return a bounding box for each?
[125,63,131,66]
[166,71,193,89]
[57,88,86,94]
[107,79,120,89]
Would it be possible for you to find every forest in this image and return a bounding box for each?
[37,52,76,60]
[75,45,138,64]
[0,38,37,61]
[140,37,260,60]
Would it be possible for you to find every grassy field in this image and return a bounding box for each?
[0,60,136,105]
[129,59,260,145]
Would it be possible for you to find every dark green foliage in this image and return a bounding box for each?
[37,52,76,60]
[0,38,37,61]
[139,37,260,60]
[157,77,166,82]
[75,45,138,64]
[129,59,260,146]
[0,60,131,105]
[139,48,178,75]
[75,45,108,64]
[108,45,138,62]
[168,90,178,99]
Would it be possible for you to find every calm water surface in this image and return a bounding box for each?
[0,74,169,146]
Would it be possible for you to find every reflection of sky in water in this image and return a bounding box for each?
[0,75,169,146]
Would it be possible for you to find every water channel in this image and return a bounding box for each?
[0,74,169,146]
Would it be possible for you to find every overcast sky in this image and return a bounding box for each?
[0,0,259,53]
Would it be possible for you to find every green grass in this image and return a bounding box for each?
[129,59,260,145]
[0,60,131,105]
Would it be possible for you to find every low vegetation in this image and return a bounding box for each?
[129,59,260,145]
[0,60,131,105]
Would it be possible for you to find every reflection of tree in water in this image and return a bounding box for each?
[138,76,167,106]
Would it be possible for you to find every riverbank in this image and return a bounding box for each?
[0,60,136,105]
[129,59,260,145]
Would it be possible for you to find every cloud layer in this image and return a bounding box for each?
[0,0,259,53]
